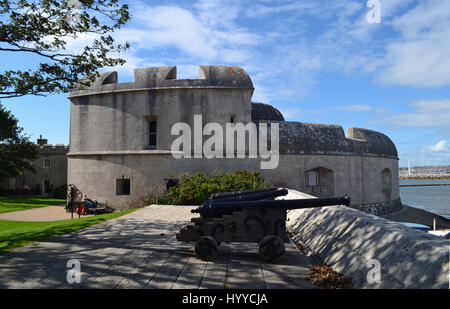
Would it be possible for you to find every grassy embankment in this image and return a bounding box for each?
[0,197,66,214]
[0,196,137,254]
[0,208,137,254]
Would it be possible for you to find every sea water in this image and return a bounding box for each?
[399,179,450,219]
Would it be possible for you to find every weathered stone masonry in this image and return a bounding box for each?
[68,66,400,210]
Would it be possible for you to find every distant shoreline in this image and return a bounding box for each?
[399,175,450,180]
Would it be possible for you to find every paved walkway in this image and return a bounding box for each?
[0,205,92,221]
[0,205,316,289]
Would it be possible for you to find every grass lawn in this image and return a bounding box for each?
[0,197,66,214]
[0,208,137,254]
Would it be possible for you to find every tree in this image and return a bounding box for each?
[0,0,130,99]
[0,103,39,180]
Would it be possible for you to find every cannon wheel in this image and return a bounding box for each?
[194,236,219,261]
[258,235,285,262]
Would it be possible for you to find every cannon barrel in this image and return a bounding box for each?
[205,188,288,205]
[192,195,351,218]
[209,187,278,200]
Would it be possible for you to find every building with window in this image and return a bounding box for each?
[68,66,400,214]
[0,136,68,195]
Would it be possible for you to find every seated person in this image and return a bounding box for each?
[81,194,96,209]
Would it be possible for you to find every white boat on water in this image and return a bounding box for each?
[396,222,450,239]
[428,230,450,239]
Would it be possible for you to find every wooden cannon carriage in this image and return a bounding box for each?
[176,187,350,262]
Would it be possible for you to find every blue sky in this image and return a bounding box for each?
[1,0,450,167]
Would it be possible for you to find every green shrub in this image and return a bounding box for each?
[144,194,171,206]
[165,169,271,205]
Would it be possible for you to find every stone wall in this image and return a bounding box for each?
[69,67,253,153]
[350,198,403,216]
[67,65,400,210]
[284,189,449,289]
[68,152,399,209]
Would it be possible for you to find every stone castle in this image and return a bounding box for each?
[67,65,400,212]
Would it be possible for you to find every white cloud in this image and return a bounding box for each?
[56,0,450,102]
[267,0,450,89]
[243,1,321,19]
[376,0,450,87]
[415,140,450,165]
[425,140,449,153]
[370,99,450,137]
[120,3,260,62]
[378,30,450,88]
[386,99,450,128]
[279,108,302,120]
[96,1,269,83]
[337,104,372,112]
[244,0,363,19]
[59,1,260,78]
[193,0,241,28]
[378,0,416,19]
[278,106,329,120]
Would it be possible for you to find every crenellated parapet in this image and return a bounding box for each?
[69,66,254,98]
[346,127,398,157]
[252,102,285,122]
[38,144,69,155]
[66,64,400,210]
[276,121,398,159]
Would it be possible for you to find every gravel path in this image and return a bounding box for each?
[0,205,91,221]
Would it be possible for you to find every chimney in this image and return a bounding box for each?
[37,135,48,145]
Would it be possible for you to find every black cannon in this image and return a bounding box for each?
[203,187,288,205]
[209,187,279,200]
[176,189,350,262]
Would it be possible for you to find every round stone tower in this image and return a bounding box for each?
[68,65,400,213]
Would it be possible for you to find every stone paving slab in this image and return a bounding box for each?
[0,205,316,289]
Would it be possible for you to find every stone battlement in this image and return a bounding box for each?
[69,66,254,98]
[38,144,69,154]
[276,122,398,158]
[67,64,400,209]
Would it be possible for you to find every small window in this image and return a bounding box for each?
[43,159,51,168]
[116,179,130,195]
[146,115,157,149]
[306,170,319,187]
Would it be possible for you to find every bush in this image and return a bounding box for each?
[163,169,271,205]
[144,194,172,206]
